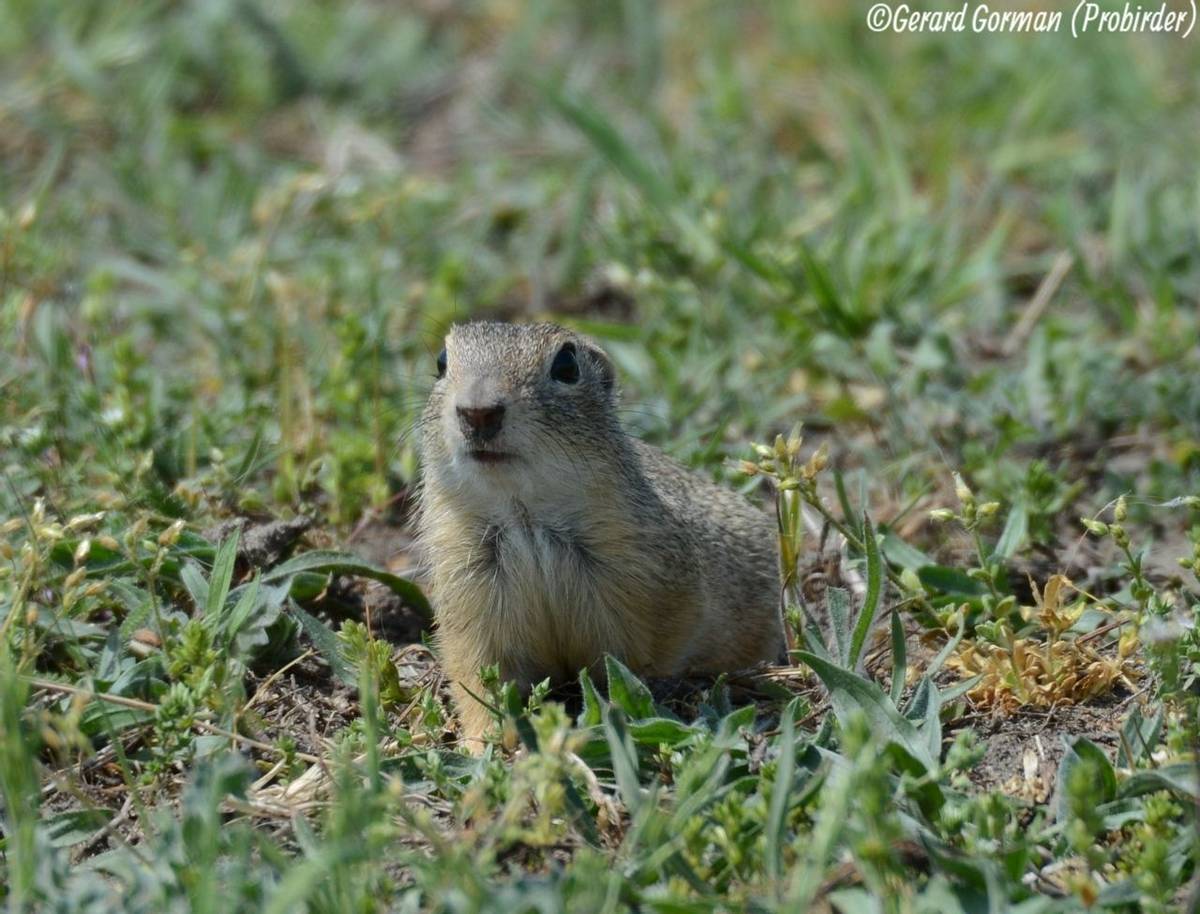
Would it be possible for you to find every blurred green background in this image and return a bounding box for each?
[4,3,1200,910]
[1,0,1198,533]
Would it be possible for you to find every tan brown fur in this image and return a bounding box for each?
[417,321,783,748]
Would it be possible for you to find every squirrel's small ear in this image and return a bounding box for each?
[584,344,616,393]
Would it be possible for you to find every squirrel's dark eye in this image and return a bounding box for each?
[549,343,580,384]
[436,348,447,379]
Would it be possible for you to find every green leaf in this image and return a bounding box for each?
[937,676,980,704]
[545,82,713,264]
[994,497,1028,560]
[173,529,216,555]
[222,578,291,658]
[713,704,757,746]
[847,512,883,670]
[95,630,123,682]
[561,777,602,849]
[827,586,852,666]
[795,650,934,771]
[79,702,152,738]
[766,696,802,884]
[793,240,861,337]
[503,682,540,752]
[604,655,655,719]
[264,851,345,914]
[205,532,239,618]
[1117,763,1199,800]
[233,424,267,482]
[922,680,943,761]
[1095,798,1150,831]
[628,718,695,747]
[561,318,643,342]
[262,551,431,621]
[1118,705,1163,768]
[670,757,737,845]
[602,705,644,815]
[904,676,935,723]
[1056,737,1116,822]
[544,83,673,212]
[42,808,113,847]
[826,888,878,914]
[32,607,107,641]
[890,607,907,706]
[918,565,988,597]
[578,667,604,727]
[219,575,260,646]
[721,233,787,290]
[924,610,967,683]
[106,657,165,700]
[290,604,354,686]
[179,560,209,613]
[833,469,862,543]
[801,626,833,663]
[880,532,933,572]
[113,581,153,640]
[1096,878,1142,908]
[51,537,126,575]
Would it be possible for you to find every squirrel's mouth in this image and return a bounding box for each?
[466,450,513,465]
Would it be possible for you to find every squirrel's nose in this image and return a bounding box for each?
[456,403,505,442]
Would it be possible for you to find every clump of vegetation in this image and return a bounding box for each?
[947,573,1139,712]
[2,2,1199,911]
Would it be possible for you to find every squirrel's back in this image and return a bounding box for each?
[622,437,782,668]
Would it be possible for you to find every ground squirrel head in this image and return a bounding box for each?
[421,321,621,506]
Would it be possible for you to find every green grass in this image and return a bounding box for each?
[2,1,1200,911]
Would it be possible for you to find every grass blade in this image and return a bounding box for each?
[826,586,852,667]
[603,705,643,817]
[889,607,907,705]
[925,610,967,681]
[179,561,210,615]
[766,697,801,886]
[847,513,883,670]
[792,241,860,337]
[263,550,431,621]
[205,532,239,618]
[833,469,862,543]
[795,650,933,771]
[220,575,260,648]
[543,82,672,211]
[291,604,354,686]
[994,497,1028,560]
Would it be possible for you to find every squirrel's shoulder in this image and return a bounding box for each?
[624,437,772,533]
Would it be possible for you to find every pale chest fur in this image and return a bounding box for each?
[422,490,690,684]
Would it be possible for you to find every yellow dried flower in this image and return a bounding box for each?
[65,512,106,532]
[158,519,186,547]
[953,473,973,506]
